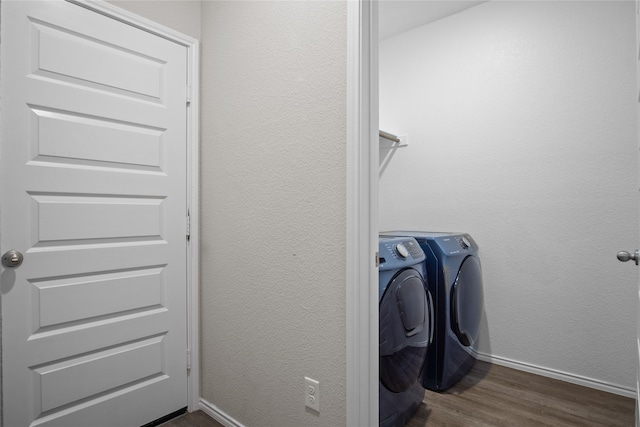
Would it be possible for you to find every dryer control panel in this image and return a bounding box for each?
[434,234,477,256]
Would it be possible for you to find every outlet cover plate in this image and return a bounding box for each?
[304,377,320,412]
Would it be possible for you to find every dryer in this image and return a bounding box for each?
[378,237,434,427]
[380,231,484,391]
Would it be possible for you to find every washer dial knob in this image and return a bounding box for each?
[395,243,409,258]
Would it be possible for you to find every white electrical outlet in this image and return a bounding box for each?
[304,377,320,412]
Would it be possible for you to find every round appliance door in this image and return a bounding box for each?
[450,255,483,347]
[379,268,431,393]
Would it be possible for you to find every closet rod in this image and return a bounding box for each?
[379,130,400,143]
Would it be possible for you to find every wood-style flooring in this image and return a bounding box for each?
[159,410,223,427]
[162,361,635,426]
[410,361,634,427]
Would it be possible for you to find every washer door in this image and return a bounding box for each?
[379,268,432,393]
[450,255,483,347]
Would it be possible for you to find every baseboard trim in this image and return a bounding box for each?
[475,351,636,399]
[197,354,635,425]
[199,398,245,427]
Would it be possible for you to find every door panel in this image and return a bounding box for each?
[34,21,164,100]
[33,108,164,169]
[1,1,188,426]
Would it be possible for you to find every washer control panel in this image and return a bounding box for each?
[379,237,425,270]
[395,243,410,258]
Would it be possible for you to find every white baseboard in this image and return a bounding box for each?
[475,351,636,399]
[198,398,245,427]
[197,354,635,426]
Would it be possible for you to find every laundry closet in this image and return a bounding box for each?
[378,0,637,396]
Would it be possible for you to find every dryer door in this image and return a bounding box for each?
[450,255,484,347]
[379,268,431,393]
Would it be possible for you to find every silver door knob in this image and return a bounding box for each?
[1,250,23,268]
[617,250,639,265]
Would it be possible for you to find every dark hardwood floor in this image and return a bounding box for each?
[159,410,223,427]
[162,361,635,426]
[409,361,635,427]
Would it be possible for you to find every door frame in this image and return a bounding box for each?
[362,1,640,424]
[346,0,378,425]
[6,0,201,413]
[636,1,640,425]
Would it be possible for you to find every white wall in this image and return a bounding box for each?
[379,1,638,393]
[199,2,347,426]
[107,0,201,40]
[109,1,348,425]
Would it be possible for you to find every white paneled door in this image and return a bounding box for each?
[1,1,189,426]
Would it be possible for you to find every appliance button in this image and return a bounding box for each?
[395,243,409,259]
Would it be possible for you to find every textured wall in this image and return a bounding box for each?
[199,2,347,426]
[106,0,201,40]
[379,1,638,391]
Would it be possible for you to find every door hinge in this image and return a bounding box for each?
[186,211,191,240]
[375,251,380,267]
[187,348,192,372]
[186,85,192,106]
